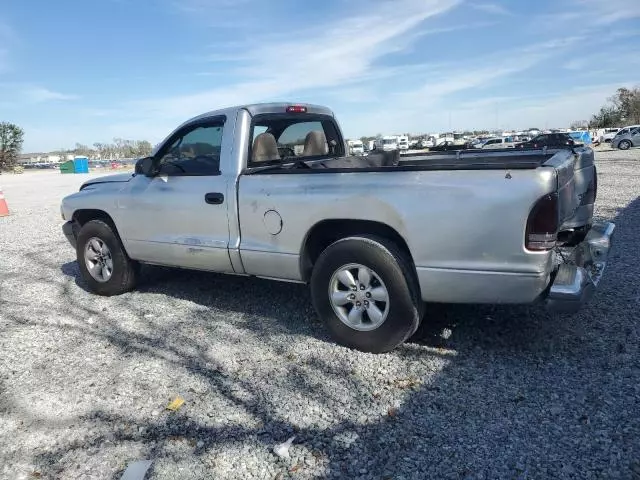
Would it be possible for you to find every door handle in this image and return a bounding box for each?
[205,192,224,205]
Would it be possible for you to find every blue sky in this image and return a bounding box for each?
[1,0,639,152]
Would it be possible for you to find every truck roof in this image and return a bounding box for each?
[184,102,335,126]
[152,103,337,156]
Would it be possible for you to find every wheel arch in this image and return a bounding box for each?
[299,219,415,283]
[72,209,130,255]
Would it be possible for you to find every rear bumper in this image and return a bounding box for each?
[62,221,79,249]
[546,221,615,313]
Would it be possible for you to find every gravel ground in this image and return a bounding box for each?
[0,150,639,480]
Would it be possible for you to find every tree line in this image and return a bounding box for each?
[61,138,153,161]
[586,86,640,129]
[0,121,153,170]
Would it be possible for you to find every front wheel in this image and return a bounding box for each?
[310,235,421,353]
[76,219,139,296]
[618,140,632,150]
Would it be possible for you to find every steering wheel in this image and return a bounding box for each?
[192,154,216,163]
[279,147,296,158]
[161,160,187,173]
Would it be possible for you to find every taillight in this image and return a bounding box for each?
[526,193,559,251]
[286,105,307,113]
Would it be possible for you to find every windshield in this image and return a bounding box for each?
[382,139,396,145]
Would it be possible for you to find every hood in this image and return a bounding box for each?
[80,173,134,190]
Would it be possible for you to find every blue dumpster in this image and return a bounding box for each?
[568,131,592,145]
[73,157,89,173]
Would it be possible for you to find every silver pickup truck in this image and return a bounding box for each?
[61,103,615,353]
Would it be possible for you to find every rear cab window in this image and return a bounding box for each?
[248,112,344,167]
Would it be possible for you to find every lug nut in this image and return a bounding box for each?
[364,301,369,308]
[365,292,371,298]
[360,285,365,290]
[351,286,358,291]
[349,294,356,300]
[355,301,362,307]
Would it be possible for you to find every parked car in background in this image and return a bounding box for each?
[397,135,409,150]
[348,140,364,155]
[59,102,613,353]
[375,135,399,151]
[599,128,620,143]
[420,137,435,148]
[428,140,474,151]
[477,137,516,149]
[515,133,576,149]
[612,127,640,150]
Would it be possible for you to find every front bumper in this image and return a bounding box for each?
[546,221,615,313]
[62,221,79,249]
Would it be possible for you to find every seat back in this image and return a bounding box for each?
[302,130,328,157]
[252,133,280,163]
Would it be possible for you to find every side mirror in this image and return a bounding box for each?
[135,157,155,176]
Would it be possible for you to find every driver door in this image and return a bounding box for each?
[117,118,234,273]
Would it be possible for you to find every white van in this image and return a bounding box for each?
[397,135,409,150]
[599,128,620,143]
[348,140,364,155]
[480,136,516,149]
[375,136,398,151]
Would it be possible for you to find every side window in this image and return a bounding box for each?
[157,123,223,176]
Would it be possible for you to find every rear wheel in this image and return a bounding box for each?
[618,140,632,150]
[310,235,421,353]
[76,219,139,296]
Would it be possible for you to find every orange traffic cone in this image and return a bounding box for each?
[0,187,9,217]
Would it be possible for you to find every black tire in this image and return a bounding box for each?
[618,140,632,150]
[310,235,422,353]
[76,219,139,296]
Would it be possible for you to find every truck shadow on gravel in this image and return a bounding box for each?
[18,195,640,478]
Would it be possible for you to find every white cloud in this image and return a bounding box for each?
[0,20,16,74]
[469,3,512,15]
[337,83,632,137]
[572,0,640,24]
[125,0,460,122]
[24,87,78,103]
[0,49,8,75]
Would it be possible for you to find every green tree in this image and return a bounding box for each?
[74,143,91,157]
[136,140,152,157]
[590,105,623,128]
[588,86,640,128]
[0,122,25,170]
[610,87,640,124]
[570,120,589,130]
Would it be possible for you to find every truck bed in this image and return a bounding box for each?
[251,148,565,174]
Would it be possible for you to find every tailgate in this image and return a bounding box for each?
[543,146,597,232]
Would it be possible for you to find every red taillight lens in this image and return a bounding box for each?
[286,105,307,113]
[525,193,559,251]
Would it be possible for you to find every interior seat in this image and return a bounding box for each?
[252,133,280,163]
[302,130,328,157]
